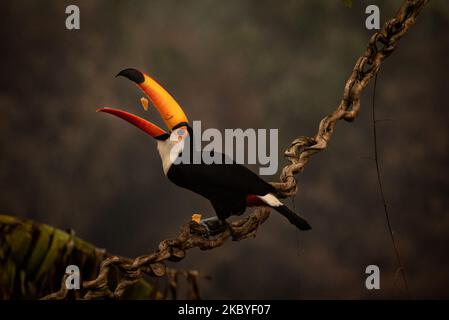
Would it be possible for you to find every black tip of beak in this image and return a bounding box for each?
[116,68,145,84]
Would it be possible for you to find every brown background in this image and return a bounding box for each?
[1,0,448,298]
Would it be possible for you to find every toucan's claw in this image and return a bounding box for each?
[189,216,227,237]
[199,216,220,227]
[199,217,227,236]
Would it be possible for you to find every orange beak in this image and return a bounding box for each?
[98,68,189,139]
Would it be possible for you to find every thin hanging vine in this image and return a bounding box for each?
[371,73,410,297]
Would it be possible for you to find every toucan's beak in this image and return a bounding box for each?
[116,68,189,130]
[97,107,169,141]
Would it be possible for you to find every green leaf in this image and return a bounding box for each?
[0,214,159,299]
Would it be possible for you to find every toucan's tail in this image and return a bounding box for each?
[274,205,312,231]
[255,193,311,231]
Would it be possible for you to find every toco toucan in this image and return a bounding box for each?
[98,68,311,232]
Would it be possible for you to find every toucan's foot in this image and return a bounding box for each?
[190,215,227,237]
[199,217,227,236]
[199,216,219,227]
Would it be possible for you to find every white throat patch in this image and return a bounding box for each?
[156,127,188,175]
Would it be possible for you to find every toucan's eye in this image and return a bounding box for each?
[176,129,187,141]
[169,127,188,142]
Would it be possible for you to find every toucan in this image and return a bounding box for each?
[98,68,311,232]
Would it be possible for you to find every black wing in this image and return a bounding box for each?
[167,161,275,197]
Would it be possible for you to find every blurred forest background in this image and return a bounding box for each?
[0,0,448,299]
